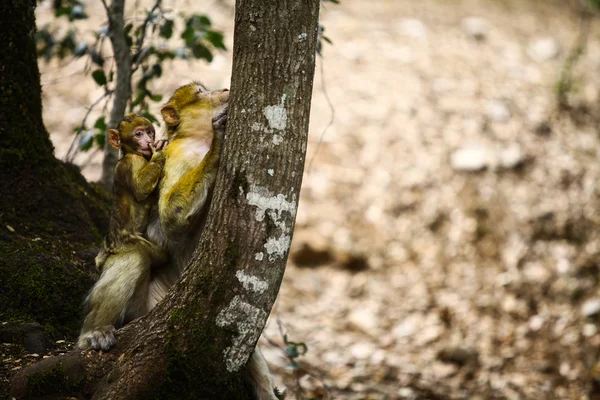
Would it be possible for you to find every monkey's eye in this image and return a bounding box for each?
[135,131,142,137]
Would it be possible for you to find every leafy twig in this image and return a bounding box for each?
[131,0,162,74]
[65,90,113,163]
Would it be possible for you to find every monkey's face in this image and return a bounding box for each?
[127,124,156,158]
[108,115,157,157]
[161,82,229,134]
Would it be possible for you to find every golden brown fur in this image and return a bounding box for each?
[78,115,167,350]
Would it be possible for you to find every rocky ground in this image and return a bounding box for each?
[9,0,600,398]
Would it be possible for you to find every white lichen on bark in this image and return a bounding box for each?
[246,186,297,261]
[264,234,292,261]
[216,296,267,372]
[236,270,269,294]
[263,94,287,131]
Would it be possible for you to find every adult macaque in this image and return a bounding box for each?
[144,82,280,400]
[78,114,168,350]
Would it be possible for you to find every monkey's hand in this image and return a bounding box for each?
[154,139,169,151]
[212,104,228,140]
[149,143,166,165]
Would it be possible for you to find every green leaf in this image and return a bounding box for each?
[205,31,226,50]
[285,345,299,358]
[79,129,94,151]
[93,116,106,131]
[148,93,163,102]
[197,15,211,27]
[55,6,71,18]
[160,19,174,39]
[152,64,163,78]
[94,132,106,148]
[156,50,176,62]
[181,27,195,44]
[91,69,107,86]
[191,43,212,61]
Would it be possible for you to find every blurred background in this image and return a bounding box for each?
[35,0,600,398]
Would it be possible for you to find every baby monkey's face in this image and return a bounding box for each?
[130,124,156,158]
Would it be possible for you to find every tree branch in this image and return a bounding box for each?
[100,0,132,187]
[131,0,162,74]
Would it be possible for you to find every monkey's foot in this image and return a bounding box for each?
[78,325,117,351]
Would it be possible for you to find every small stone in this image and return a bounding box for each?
[348,308,379,335]
[583,324,598,337]
[398,387,416,399]
[399,18,427,39]
[350,342,376,360]
[450,146,489,172]
[415,324,443,346]
[461,17,488,40]
[529,315,544,332]
[527,38,560,62]
[486,100,511,122]
[499,144,525,169]
[582,298,600,317]
[392,314,420,339]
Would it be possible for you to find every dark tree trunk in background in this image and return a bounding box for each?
[0,2,109,399]
[0,0,54,165]
[10,0,320,398]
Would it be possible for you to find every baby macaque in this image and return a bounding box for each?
[78,114,168,350]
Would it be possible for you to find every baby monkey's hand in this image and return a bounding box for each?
[153,140,169,151]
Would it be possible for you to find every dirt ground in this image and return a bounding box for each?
[32,0,600,398]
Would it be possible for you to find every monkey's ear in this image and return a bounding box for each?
[108,129,121,149]
[161,106,179,125]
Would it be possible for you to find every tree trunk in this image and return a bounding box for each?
[0,0,54,165]
[10,0,320,398]
[0,0,109,359]
[99,0,132,188]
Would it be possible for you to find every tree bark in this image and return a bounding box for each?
[0,0,54,163]
[10,0,320,398]
[99,0,132,188]
[0,0,109,360]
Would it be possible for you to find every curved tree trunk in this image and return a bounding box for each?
[11,0,320,398]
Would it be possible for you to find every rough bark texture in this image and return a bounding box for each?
[100,0,132,188]
[10,0,320,398]
[0,0,109,350]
